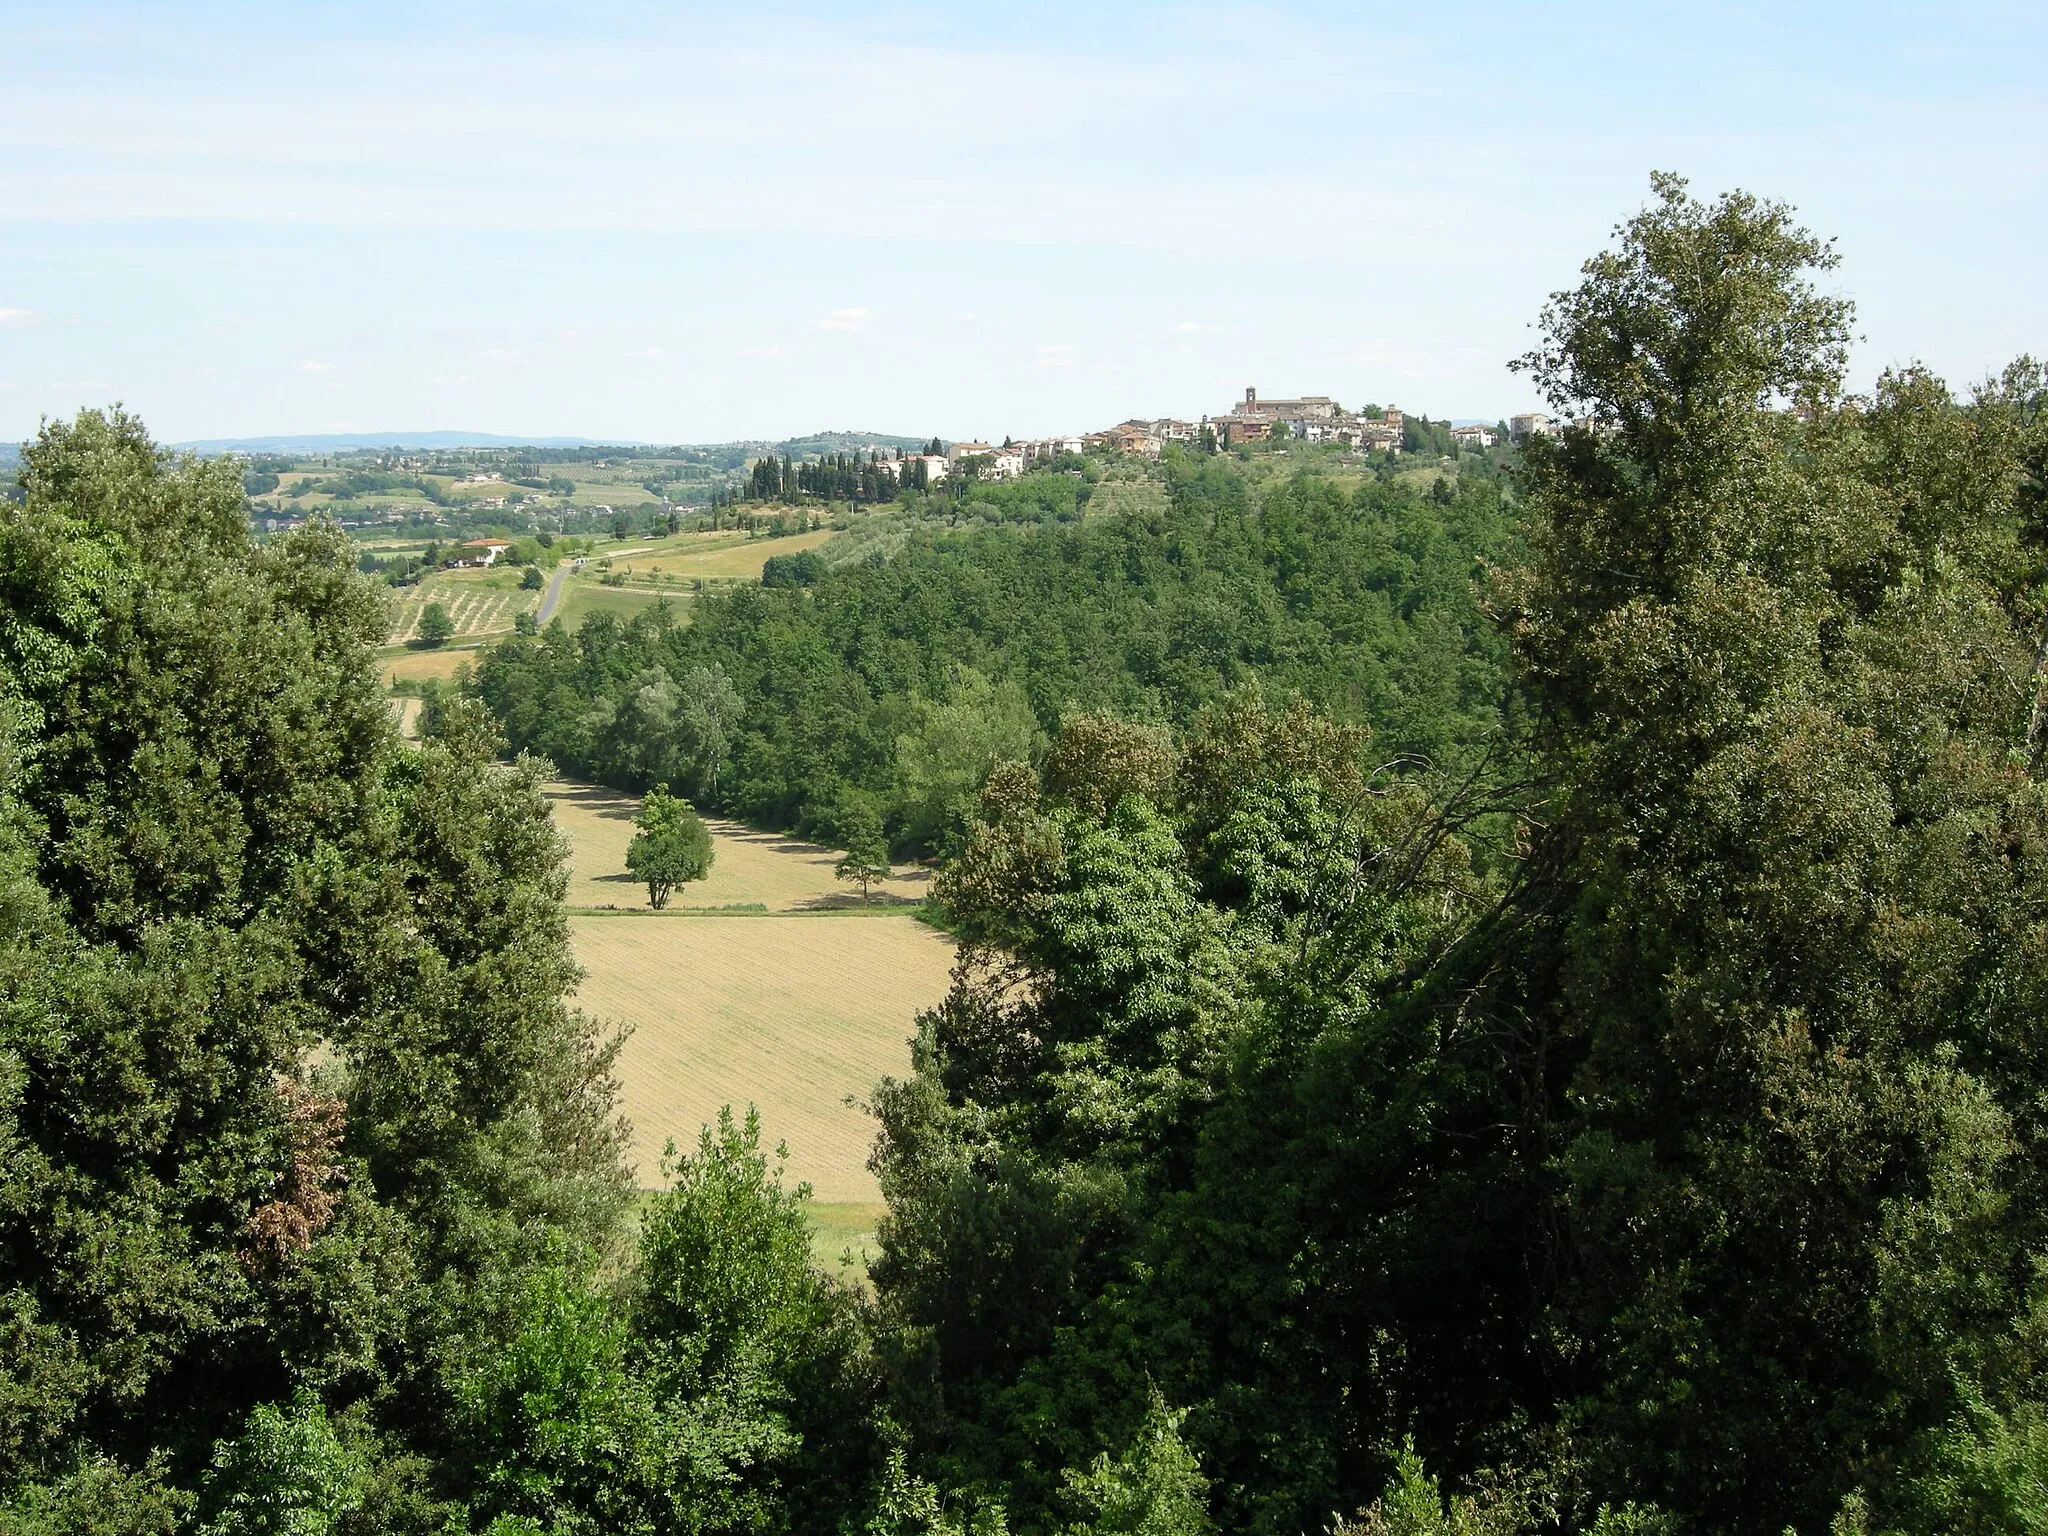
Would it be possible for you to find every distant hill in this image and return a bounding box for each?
[773,430,929,455]
[163,429,931,458]
[172,431,645,453]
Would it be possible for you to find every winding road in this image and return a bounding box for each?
[535,562,571,626]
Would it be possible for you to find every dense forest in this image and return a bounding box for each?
[7,177,2048,1534]
[473,453,1517,857]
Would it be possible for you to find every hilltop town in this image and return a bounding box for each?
[751,386,1560,490]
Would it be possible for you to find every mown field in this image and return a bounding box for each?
[573,914,953,1204]
[547,781,931,911]
[547,781,949,1218]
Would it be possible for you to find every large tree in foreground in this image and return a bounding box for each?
[0,410,631,1527]
[1496,175,2048,1529]
[868,179,2048,1536]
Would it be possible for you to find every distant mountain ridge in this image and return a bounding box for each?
[166,428,931,457]
[171,431,642,453]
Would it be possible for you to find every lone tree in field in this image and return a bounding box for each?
[627,784,713,909]
[416,601,454,647]
[833,807,891,905]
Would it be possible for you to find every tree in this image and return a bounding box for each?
[834,805,892,904]
[521,564,545,590]
[0,409,631,1519]
[626,784,713,908]
[196,1394,362,1536]
[1490,175,2048,1527]
[893,668,1041,855]
[416,601,454,646]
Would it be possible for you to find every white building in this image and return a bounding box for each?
[1451,424,1498,450]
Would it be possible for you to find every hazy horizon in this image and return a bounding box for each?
[4,1,2042,445]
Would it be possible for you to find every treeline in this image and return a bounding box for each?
[474,452,1518,856]
[746,448,940,503]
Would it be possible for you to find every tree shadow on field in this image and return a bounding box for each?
[549,782,640,821]
[794,890,926,912]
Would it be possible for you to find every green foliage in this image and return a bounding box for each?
[0,1454,192,1535]
[475,454,1517,856]
[634,1106,878,1533]
[196,1392,363,1536]
[836,802,893,902]
[1058,1401,1213,1536]
[455,1265,668,1535]
[852,179,2048,1536]
[862,1449,1009,1536]
[625,783,713,908]
[0,409,630,1519]
[520,565,544,590]
[417,600,454,646]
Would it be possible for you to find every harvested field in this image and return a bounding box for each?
[573,914,954,1201]
[546,782,931,911]
[381,645,484,686]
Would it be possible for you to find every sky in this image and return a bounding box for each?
[1,1,2042,445]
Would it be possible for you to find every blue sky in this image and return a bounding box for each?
[1,2,2042,444]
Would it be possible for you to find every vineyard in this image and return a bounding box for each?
[386,571,535,644]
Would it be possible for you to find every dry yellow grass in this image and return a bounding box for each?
[381,646,484,686]
[546,782,931,911]
[573,914,954,1200]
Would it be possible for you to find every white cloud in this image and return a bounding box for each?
[0,381,15,390]
[741,344,792,359]
[297,359,333,373]
[818,306,869,331]
[429,373,476,386]
[637,346,665,359]
[1034,343,1076,369]
[475,346,522,362]
[0,309,38,329]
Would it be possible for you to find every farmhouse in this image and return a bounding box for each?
[1451,423,1498,449]
[457,538,513,567]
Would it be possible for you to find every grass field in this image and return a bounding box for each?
[547,782,931,911]
[546,780,950,1207]
[1084,474,1170,520]
[380,644,487,685]
[550,583,681,632]
[605,527,835,582]
[807,1201,888,1283]
[573,914,953,1202]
